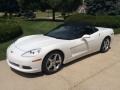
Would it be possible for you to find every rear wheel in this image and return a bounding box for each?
[42,51,63,74]
[100,37,111,53]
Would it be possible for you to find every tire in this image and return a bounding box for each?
[42,51,64,75]
[100,37,111,53]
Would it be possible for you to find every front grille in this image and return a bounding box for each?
[9,61,32,70]
[22,66,32,69]
[9,61,19,67]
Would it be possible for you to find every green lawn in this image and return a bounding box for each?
[0,19,61,60]
[36,11,62,18]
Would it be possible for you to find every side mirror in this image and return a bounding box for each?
[82,35,90,39]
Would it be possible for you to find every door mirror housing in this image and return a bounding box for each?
[82,35,90,39]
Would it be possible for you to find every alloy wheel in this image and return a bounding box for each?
[46,54,62,72]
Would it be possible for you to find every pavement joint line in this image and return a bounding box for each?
[69,59,120,90]
[57,74,72,89]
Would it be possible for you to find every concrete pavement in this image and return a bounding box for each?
[0,35,120,90]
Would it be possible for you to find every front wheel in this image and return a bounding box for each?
[42,51,63,74]
[100,37,111,53]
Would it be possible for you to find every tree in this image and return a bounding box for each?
[0,0,81,19]
[44,0,62,21]
[17,0,41,11]
[86,0,119,15]
[115,0,120,15]
[59,0,81,19]
[42,0,81,20]
[0,0,19,17]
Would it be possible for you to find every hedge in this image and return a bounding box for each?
[114,28,120,34]
[65,14,120,28]
[0,23,23,43]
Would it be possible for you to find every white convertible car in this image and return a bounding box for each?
[7,22,114,74]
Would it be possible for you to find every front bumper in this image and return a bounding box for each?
[7,59,42,73]
[6,45,43,73]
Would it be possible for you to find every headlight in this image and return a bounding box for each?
[22,49,41,57]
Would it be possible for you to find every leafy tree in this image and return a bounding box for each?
[42,0,81,20]
[0,0,19,17]
[44,0,62,20]
[17,0,41,11]
[86,0,119,15]
[116,0,120,15]
[59,0,81,19]
[0,0,81,19]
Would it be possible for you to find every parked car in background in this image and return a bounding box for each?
[17,11,36,19]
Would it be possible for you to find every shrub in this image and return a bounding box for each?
[65,14,120,28]
[0,23,23,43]
[114,28,120,34]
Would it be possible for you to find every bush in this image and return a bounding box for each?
[0,23,23,43]
[65,14,120,28]
[114,28,120,34]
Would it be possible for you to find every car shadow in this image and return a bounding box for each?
[11,51,100,78]
[11,68,44,78]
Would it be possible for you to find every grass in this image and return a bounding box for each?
[36,11,61,18]
[18,20,61,35]
[0,40,14,60]
[0,18,61,60]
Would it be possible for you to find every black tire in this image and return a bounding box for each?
[100,37,111,53]
[42,51,64,75]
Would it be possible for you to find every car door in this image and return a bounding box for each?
[69,26,89,60]
[70,38,88,59]
[82,26,101,53]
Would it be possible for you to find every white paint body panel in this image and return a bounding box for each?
[6,27,114,73]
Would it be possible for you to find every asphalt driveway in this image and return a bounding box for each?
[0,35,120,90]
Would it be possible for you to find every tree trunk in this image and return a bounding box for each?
[52,9,55,21]
[4,12,8,17]
[9,12,13,19]
[61,12,66,20]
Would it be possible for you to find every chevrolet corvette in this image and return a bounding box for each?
[7,22,114,74]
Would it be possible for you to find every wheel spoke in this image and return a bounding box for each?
[104,43,107,50]
[56,60,61,64]
[103,39,110,51]
[47,63,53,70]
[48,58,53,62]
[55,54,62,64]
[54,54,58,60]
[53,64,57,71]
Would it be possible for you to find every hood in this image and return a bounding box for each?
[14,34,63,51]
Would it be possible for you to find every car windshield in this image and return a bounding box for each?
[45,25,87,40]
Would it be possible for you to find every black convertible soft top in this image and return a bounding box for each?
[63,21,93,27]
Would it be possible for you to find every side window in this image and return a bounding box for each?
[85,26,98,35]
[76,26,86,38]
[93,27,98,33]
